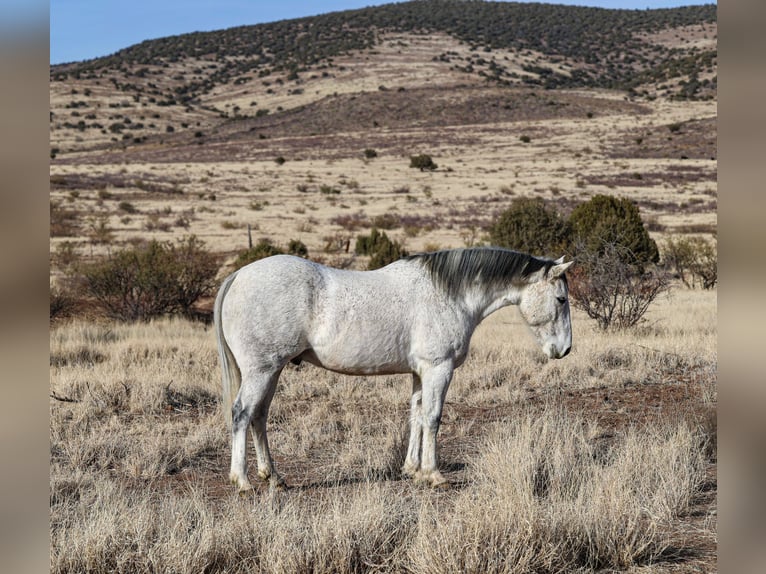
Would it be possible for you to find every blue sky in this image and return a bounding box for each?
[50,0,716,65]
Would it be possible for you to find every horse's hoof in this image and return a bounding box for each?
[236,483,255,495]
[401,463,418,479]
[414,470,449,488]
[230,473,255,493]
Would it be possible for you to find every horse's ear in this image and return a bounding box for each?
[553,256,565,264]
[548,260,573,278]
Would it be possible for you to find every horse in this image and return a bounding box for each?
[214,247,573,491]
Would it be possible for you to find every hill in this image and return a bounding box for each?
[49,0,717,275]
[50,1,716,157]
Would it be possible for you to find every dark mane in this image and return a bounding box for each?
[407,247,555,298]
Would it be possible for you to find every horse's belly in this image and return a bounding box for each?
[301,338,411,375]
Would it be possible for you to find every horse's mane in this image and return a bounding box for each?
[407,247,555,298]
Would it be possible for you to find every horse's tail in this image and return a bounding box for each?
[214,271,241,430]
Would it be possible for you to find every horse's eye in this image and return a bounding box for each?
[557,297,567,304]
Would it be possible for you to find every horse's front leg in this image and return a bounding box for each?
[403,373,423,477]
[416,362,454,488]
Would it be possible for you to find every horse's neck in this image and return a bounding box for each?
[463,283,525,323]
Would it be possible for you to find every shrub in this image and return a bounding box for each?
[489,197,570,257]
[662,235,717,289]
[118,201,138,214]
[519,134,531,143]
[355,228,408,270]
[80,236,219,321]
[568,241,670,330]
[233,239,309,271]
[363,148,378,159]
[233,239,284,270]
[569,195,659,268]
[287,239,309,258]
[409,154,437,171]
[49,287,75,322]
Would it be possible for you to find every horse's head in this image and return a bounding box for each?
[518,258,573,360]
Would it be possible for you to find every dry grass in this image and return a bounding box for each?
[50,291,716,573]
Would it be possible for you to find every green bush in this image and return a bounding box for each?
[568,195,659,268]
[81,236,219,321]
[409,154,438,171]
[355,228,408,270]
[489,197,570,257]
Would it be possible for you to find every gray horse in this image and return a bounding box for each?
[214,247,573,491]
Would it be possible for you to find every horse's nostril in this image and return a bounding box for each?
[561,346,571,358]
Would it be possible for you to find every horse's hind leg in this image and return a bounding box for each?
[229,367,282,492]
[249,369,285,488]
[403,373,423,477]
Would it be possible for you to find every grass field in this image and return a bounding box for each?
[50,290,716,573]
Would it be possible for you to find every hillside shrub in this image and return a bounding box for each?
[409,154,437,171]
[662,235,717,289]
[355,228,408,270]
[569,195,659,268]
[81,236,218,321]
[489,197,570,257]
